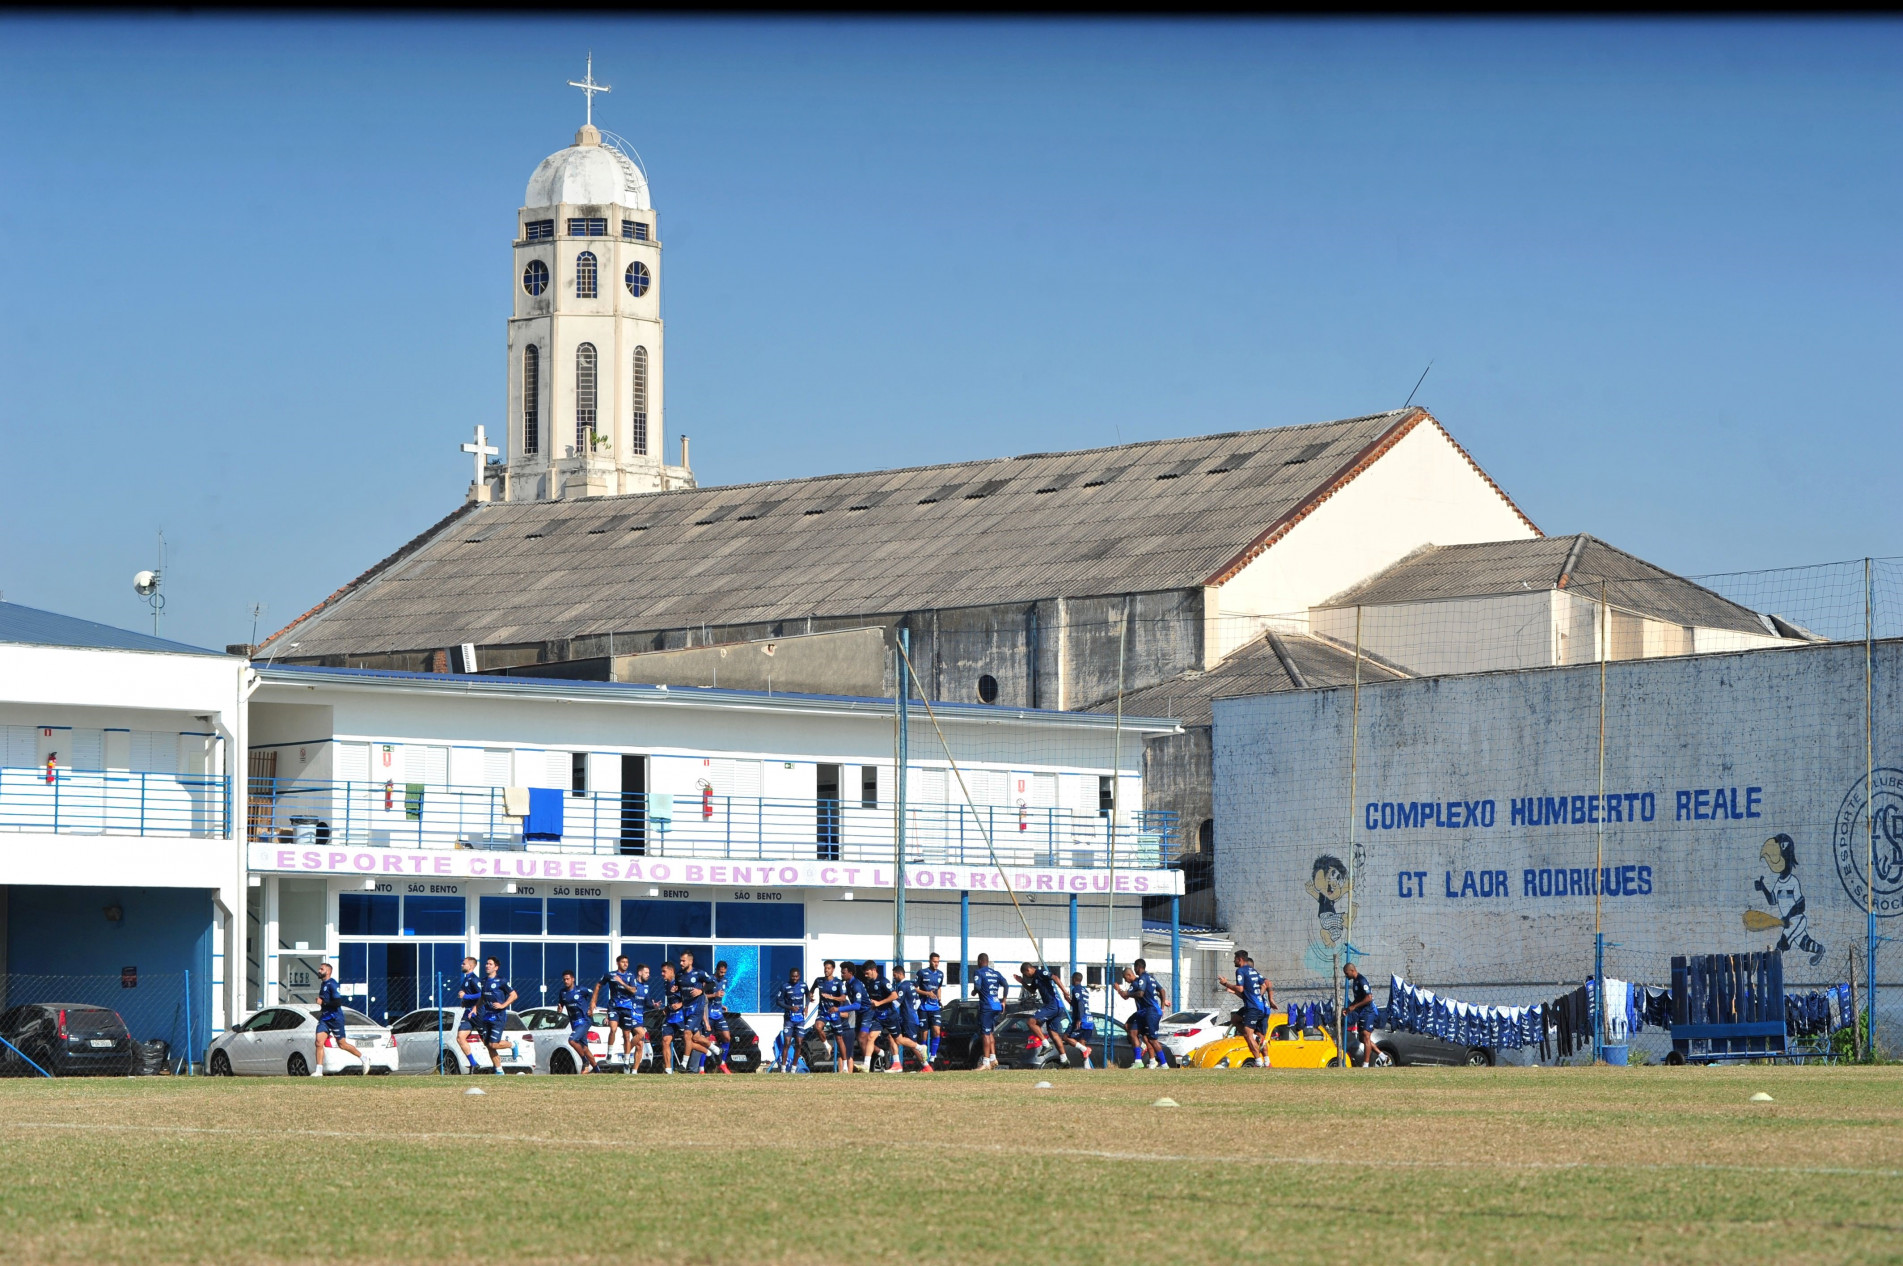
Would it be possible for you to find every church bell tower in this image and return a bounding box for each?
[495,59,692,502]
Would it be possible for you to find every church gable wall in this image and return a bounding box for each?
[1210,420,1540,655]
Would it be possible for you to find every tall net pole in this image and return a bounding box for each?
[895,628,910,976]
[1866,559,1876,1061]
[1337,605,1361,1067]
[1594,582,1609,1063]
[1104,599,1128,1055]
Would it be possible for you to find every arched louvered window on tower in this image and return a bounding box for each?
[575,250,598,299]
[631,346,649,456]
[522,344,540,455]
[575,343,598,451]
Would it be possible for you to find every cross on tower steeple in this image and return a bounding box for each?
[568,53,611,127]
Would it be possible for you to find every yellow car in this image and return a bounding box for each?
[1189,1021,1340,1069]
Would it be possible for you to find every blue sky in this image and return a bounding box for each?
[0,18,1897,649]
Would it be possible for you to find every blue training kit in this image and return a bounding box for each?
[1067,982,1096,1036]
[456,971,482,1032]
[315,977,347,1037]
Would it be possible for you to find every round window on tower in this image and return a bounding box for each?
[625,261,651,298]
[977,674,999,704]
[522,259,550,296]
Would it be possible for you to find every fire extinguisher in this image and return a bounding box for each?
[44,752,58,785]
[1017,800,1029,832]
[384,780,395,811]
[698,779,715,820]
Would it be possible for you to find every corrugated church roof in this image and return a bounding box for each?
[1101,631,1409,728]
[264,407,1531,659]
[1317,535,1775,635]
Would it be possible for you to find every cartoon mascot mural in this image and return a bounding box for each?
[1743,832,1826,965]
[1302,853,1356,976]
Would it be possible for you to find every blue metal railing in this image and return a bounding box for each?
[246,777,1177,870]
[0,767,231,838]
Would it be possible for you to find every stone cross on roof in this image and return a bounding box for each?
[461,424,498,486]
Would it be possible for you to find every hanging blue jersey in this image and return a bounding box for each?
[772,982,807,1021]
[1235,965,1266,1011]
[557,983,592,1026]
[458,971,483,1019]
[914,967,944,1012]
[972,966,1009,1012]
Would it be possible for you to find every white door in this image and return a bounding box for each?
[232,1010,279,1074]
[264,1011,309,1074]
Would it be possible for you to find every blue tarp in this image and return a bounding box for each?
[525,787,564,840]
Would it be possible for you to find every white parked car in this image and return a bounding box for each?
[385,1007,533,1074]
[1155,1008,1233,1064]
[518,1006,622,1073]
[206,1006,399,1077]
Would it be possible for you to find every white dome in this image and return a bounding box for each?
[524,130,650,210]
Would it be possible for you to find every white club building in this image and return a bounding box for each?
[0,602,250,1059]
[244,665,1183,1041]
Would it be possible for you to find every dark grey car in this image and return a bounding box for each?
[1370,1027,1495,1066]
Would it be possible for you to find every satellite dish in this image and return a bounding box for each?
[133,570,160,597]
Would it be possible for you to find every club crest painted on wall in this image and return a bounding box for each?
[1833,768,1903,918]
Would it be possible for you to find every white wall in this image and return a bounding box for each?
[1211,420,1539,656]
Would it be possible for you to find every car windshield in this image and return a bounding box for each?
[1162,1011,1206,1024]
[62,1008,124,1034]
[340,1009,377,1027]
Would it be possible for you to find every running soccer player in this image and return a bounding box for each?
[770,967,808,1072]
[914,953,945,1064]
[477,956,518,1074]
[704,961,735,1074]
[969,953,1010,1070]
[591,955,646,1072]
[453,955,485,1071]
[1114,960,1170,1069]
[813,960,852,1073]
[555,969,600,1073]
[844,961,877,1071]
[863,962,934,1073]
[656,961,683,1073]
[1056,972,1097,1069]
[1016,962,1068,1065]
[675,951,717,1073]
[1217,950,1270,1067]
[310,962,363,1077]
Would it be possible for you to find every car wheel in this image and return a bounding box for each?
[287,1052,310,1077]
[1664,1051,1687,1066]
[1465,1048,1494,1067]
[436,1051,462,1075]
[209,1051,233,1077]
[1325,1055,1344,1068]
[550,1048,576,1075]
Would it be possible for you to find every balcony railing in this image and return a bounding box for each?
[0,767,232,838]
[247,777,1178,871]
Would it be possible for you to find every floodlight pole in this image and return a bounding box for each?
[895,628,910,977]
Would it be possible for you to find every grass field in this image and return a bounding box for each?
[1,1065,1900,1265]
